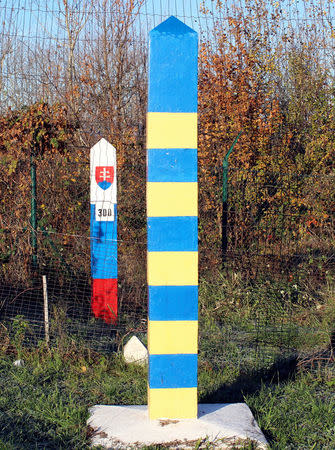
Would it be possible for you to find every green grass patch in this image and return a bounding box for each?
[247,368,335,449]
[0,275,334,448]
[0,340,334,449]
[0,342,147,449]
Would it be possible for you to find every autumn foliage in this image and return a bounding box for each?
[197,1,335,271]
[0,0,334,286]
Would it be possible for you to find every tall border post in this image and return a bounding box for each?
[147,16,199,420]
[90,138,118,324]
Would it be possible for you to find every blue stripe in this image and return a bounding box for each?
[148,149,197,182]
[149,286,198,321]
[149,354,198,388]
[90,204,117,279]
[148,216,197,252]
[149,16,198,113]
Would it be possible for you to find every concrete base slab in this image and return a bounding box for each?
[88,404,268,449]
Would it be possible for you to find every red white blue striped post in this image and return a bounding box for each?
[90,139,118,324]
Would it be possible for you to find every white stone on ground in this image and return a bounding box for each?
[88,404,268,449]
[123,336,148,365]
[13,359,24,367]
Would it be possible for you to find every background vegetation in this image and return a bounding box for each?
[0,0,334,447]
[1,0,334,282]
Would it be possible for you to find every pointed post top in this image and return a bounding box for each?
[96,137,109,147]
[91,138,116,153]
[150,15,197,36]
[148,16,198,113]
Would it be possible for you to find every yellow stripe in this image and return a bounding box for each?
[147,112,197,149]
[147,182,197,217]
[147,251,198,286]
[148,387,197,419]
[148,320,198,354]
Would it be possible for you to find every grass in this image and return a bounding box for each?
[0,274,334,449]
[248,368,335,449]
[0,338,147,449]
[0,343,334,449]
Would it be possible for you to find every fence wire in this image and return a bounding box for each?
[0,1,335,368]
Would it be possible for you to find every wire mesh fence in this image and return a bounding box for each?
[0,1,335,370]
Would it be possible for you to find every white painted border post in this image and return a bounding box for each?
[90,139,118,324]
[42,275,49,346]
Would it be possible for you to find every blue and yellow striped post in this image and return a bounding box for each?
[147,16,198,420]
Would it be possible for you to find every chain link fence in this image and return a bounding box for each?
[0,1,334,374]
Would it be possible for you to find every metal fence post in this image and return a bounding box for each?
[30,144,38,273]
[222,131,242,266]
